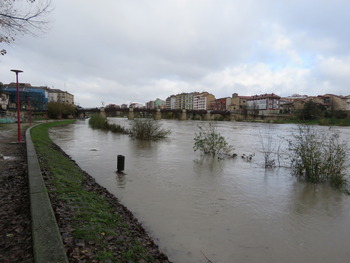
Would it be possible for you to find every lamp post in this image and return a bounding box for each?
[28,96,32,127]
[11,69,23,142]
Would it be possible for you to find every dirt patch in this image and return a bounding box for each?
[0,124,33,263]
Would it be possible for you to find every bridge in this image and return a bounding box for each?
[77,107,238,121]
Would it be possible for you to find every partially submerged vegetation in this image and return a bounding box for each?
[89,114,349,193]
[193,123,235,158]
[259,125,283,168]
[193,122,349,193]
[287,125,349,189]
[31,121,170,262]
[89,114,129,134]
[129,118,171,140]
[89,114,171,140]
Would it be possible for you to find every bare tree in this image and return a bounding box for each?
[250,101,259,119]
[0,0,52,55]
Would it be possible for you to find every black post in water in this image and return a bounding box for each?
[117,155,125,172]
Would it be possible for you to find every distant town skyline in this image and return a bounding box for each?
[4,81,347,109]
[1,0,350,108]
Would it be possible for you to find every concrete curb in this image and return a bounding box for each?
[26,124,69,263]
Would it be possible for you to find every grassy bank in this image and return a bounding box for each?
[30,121,169,262]
[272,118,350,126]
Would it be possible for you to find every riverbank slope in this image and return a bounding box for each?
[1,121,171,262]
[31,121,171,262]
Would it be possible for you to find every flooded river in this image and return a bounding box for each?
[50,119,350,263]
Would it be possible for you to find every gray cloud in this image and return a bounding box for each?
[1,0,350,107]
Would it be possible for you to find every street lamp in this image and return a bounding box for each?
[28,95,32,127]
[11,69,23,142]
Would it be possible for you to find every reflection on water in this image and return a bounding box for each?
[193,156,226,175]
[49,119,350,263]
[116,173,126,189]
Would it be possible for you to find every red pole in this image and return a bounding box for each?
[15,72,22,142]
[11,69,23,143]
[29,100,32,127]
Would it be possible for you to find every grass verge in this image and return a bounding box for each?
[272,118,350,126]
[30,121,169,262]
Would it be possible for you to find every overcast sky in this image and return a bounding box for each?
[1,0,350,107]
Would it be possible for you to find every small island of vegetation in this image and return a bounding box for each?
[88,114,171,141]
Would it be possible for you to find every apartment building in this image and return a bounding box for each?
[230,93,250,112]
[210,97,231,111]
[175,92,196,110]
[154,98,166,109]
[3,83,48,110]
[193,92,215,110]
[166,95,176,109]
[247,93,281,114]
[316,94,348,111]
[146,98,166,109]
[290,94,349,112]
[48,88,74,105]
[146,100,154,109]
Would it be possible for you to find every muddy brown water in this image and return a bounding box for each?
[49,119,350,263]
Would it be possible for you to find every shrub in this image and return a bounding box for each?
[193,123,234,157]
[89,114,109,129]
[259,127,276,168]
[322,132,348,187]
[287,125,348,188]
[109,123,128,134]
[129,118,170,140]
[89,115,129,134]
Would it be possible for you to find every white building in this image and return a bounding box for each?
[48,88,74,105]
[247,93,281,113]
[193,92,215,110]
[166,95,177,109]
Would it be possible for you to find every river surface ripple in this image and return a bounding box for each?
[49,119,350,263]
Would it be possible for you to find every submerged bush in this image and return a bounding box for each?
[109,123,129,134]
[259,125,284,168]
[129,118,171,140]
[89,115,128,134]
[89,114,109,129]
[288,125,348,188]
[193,123,234,157]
